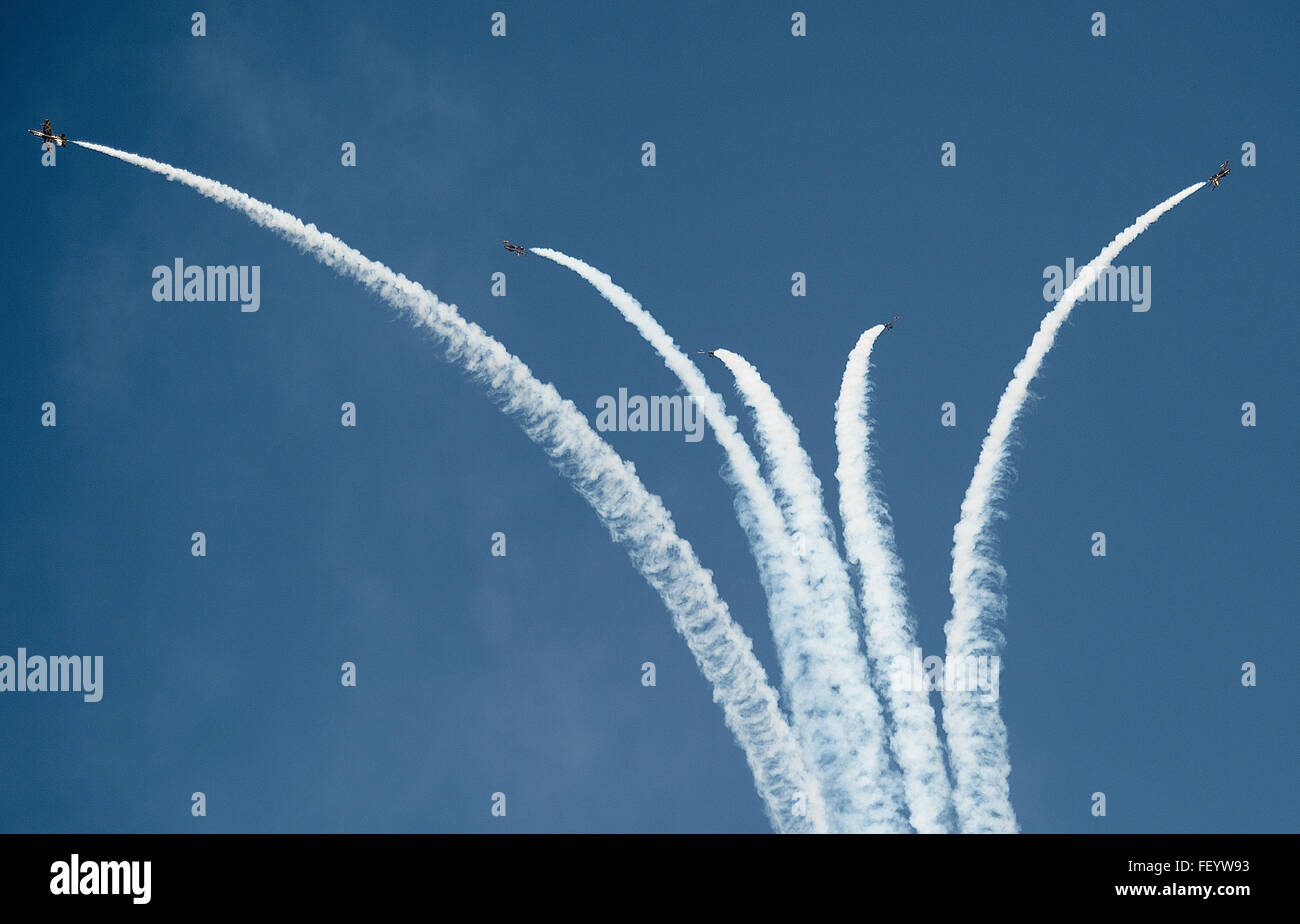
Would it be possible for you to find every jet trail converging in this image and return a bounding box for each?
[72,140,826,834]
[834,325,954,833]
[530,248,892,831]
[944,182,1205,833]
[713,348,908,832]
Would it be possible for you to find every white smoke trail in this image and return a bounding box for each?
[530,248,890,832]
[713,348,908,832]
[834,325,954,833]
[74,140,827,833]
[945,183,1204,833]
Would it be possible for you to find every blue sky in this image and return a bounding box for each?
[2,1,1296,832]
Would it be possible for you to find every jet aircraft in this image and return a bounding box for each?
[27,119,67,147]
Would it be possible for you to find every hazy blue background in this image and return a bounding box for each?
[2,1,1295,832]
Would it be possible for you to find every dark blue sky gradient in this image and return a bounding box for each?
[2,1,1296,832]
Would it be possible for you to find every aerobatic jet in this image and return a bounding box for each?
[501,240,528,256]
[1208,161,1231,189]
[27,119,67,147]
[883,315,902,330]
[695,350,717,358]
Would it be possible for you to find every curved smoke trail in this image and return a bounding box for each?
[945,183,1204,833]
[529,249,877,831]
[834,325,954,833]
[713,348,908,832]
[73,140,826,833]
